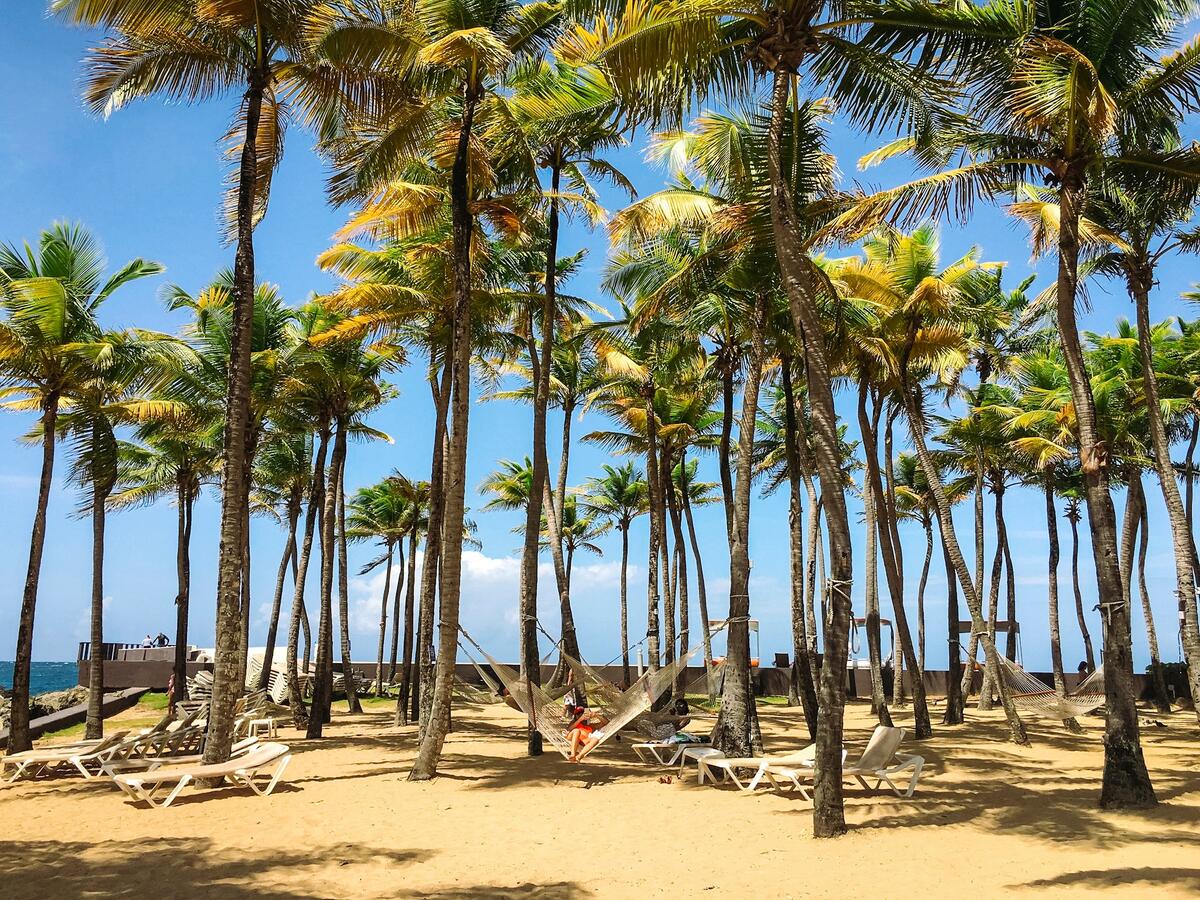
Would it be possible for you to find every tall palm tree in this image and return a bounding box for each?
[55,0,342,765]
[110,419,222,704]
[581,462,649,687]
[0,222,160,752]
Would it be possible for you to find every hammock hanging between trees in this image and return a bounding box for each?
[996,655,1106,720]
[459,623,729,759]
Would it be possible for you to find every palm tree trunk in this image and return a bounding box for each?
[397,529,418,725]
[1131,277,1200,718]
[288,430,327,726]
[335,424,362,714]
[388,541,406,683]
[410,92,476,779]
[858,383,892,726]
[375,543,394,697]
[1003,516,1017,661]
[680,460,714,690]
[942,535,965,725]
[620,523,631,687]
[85,478,107,740]
[173,480,194,705]
[858,383,930,736]
[767,71,857,837]
[781,359,818,728]
[902,383,1027,744]
[204,65,267,765]
[1045,478,1082,732]
[1065,503,1096,671]
[261,500,298,691]
[712,294,765,757]
[8,393,59,753]
[803,479,822,687]
[917,517,932,672]
[1057,181,1154,807]
[883,407,908,708]
[718,362,736,538]
[979,481,1006,711]
[1132,477,1171,713]
[960,461,987,702]
[665,451,687,697]
[237,509,252,692]
[416,364,452,729]
[644,388,663,673]
[307,422,341,738]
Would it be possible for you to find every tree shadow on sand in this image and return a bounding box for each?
[0,838,432,900]
[1011,867,1200,892]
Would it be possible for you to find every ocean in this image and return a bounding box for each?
[0,661,79,696]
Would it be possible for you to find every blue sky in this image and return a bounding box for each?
[1,6,1193,676]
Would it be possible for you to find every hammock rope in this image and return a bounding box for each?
[996,655,1106,720]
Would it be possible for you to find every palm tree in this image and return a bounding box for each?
[250,431,312,692]
[54,0,341,765]
[581,463,649,687]
[0,222,160,752]
[110,419,222,704]
[348,478,414,696]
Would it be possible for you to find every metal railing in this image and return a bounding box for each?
[77,642,143,662]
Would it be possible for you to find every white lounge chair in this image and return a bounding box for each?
[112,741,292,808]
[101,737,260,777]
[840,725,925,798]
[2,731,131,782]
[697,744,839,793]
[631,737,710,767]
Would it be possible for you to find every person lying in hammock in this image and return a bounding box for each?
[565,706,610,762]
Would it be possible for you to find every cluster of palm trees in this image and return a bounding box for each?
[9,0,1196,837]
[0,223,401,752]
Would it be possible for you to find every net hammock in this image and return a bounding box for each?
[997,656,1106,720]
[460,623,728,760]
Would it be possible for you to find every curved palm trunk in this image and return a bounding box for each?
[388,541,406,683]
[287,430,328,727]
[712,296,765,758]
[397,529,418,725]
[644,390,664,673]
[767,71,856,837]
[1045,479,1082,732]
[903,385,1027,745]
[859,385,892,725]
[680,464,714,691]
[960,463,987,702]
[858,383,930,736]
[8,393,59,753]
[1132,478,1171,713]
[1057,182,1154,807]
[942,536,965,725]
[173,480,195,705]
[1002,515,1017,661]
[410,94,476,779]
[205,68,266,765]
[85,478,108,740]
[1130,278,1200,717]
[335,426,362,714]
[917,517,932,672]
[883,408,908,708]
[416,365,452,729]
[665,452,687,697]
[979,482,1006,711]
[1066,504,1096,669]
[375,543,394,696]
[261,497,299,691]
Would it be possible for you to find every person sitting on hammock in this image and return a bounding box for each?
[565,706,609,762]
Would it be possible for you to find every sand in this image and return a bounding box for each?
[1,696,1197,899]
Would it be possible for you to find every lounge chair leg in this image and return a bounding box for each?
[158,774,193,809]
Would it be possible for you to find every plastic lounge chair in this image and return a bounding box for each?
[112,741,292,809]
[762,749,849,799]
[631,736,710,767]
[841,725,925,798]
[2,731,131,783]
[102,737,260,777]
[698,744,824,792]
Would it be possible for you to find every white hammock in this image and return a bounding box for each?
[460,624,727,760]
[997,656,1106,720]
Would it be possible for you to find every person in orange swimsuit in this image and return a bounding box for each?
[565,706,608,761]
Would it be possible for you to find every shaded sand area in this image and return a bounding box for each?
[2,696,1198,898]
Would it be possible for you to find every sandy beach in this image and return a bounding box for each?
[1,697,1197,899]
